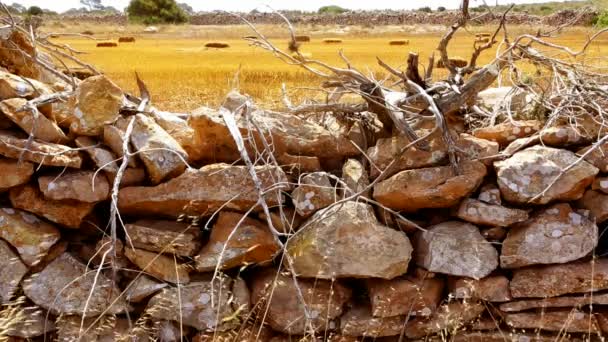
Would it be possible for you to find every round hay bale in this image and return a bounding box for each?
[81,30,94,36]
[476,32,491,38]
[118,36,136,43]
[436,57,468,69]
[204,41,230,49]
[96,41,118,48]
[49,34,60,39]
[243,35,257,40]
[389,39,409,46]
[295,35,311,42]
[323,38,343,44]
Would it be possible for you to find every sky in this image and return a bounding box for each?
[9,0,578,13]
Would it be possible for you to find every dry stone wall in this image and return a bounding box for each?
[0,27,606,342]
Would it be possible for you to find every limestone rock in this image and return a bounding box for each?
[0,70,51,99]
[69,75,123,136]
[501,203,597,268]
[195,212,280,271]
[365,276,444,317]
[124,247,190,284]
[0,98,69,143]
[539,126,590,146]
[476,87,529,112]
[367,131,446,179]
[291,172,336,216]
[500,292,608,312]
[505,309,600,333]
[455,198,528,227]
[473,120,541,146]
[103,118,137,167]
[578,140,608,172]
[0,207,61,266]
[23,253,127,316]
[341,158,369,197]
[39,171,110,203]
[374,160,486,212]
[455,133,499,165]
[74,136,119,175]
[148,109,198,160]
[258,207,303,234]
[0,239,28,303]
[130,114,188,184]
[340,304,406,337]
[251,268,351,334]
[405,301,485,339]
[510,259,608,298]
[448,275,512,302]
[124,275,167,303]
[477,183,502,205]
[0,130,82,168]
[414,221,498,279]
[118,163,288,218]
[0,158,33,191]
[147,276,249,331]
[577,189,608,223]
[125,219,201,257]
[189,106,359,163]
[287,201,412,279]
[10,184,95,229]
[494,146,598,205]
[6,306,56,338]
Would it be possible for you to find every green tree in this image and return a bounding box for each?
[437,6,446,12]
[318,5,348,14]
[417,6,432,13]
[127,0,189,24]
[27,6,43,15]
[81,0,103,11]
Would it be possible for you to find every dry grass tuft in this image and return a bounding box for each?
[96,41,118,48]
[389,39,409,45]
[205,41,231,48]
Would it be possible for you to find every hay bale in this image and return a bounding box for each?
[436,57,468,69]
[476,32,491,38]
[81,30,94,36]
[204,41,230,49]
[118,36,136,43]
[96,41,118,48]
[389,39,409,46]
[323,38,343,44]
[295,35,311,42]
[49,34,60,39]
[243,35,257,40]
[475,37,490,44]
[63,69,95,80]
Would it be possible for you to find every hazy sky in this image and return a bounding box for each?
[11,0,578,13]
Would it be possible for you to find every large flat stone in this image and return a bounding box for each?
[124,247,190,284]
[577,189,608,223]
[500,292,608,312]
[125,219,202,257]
[0,130,82,168]
[68,75,123,136]
[473,120,541,146]
[448,275,512,302]
[38,170,110,203]
[505,309,600,333]
[455,198,528,227]
[405,301,485,339]
[118,163,288,218]
[0,239,28,303]
[0,98,69,143]
[0,158,33,191]
[340,304,406,337]
[365,276,444,317]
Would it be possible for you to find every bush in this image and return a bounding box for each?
[318,5,348,15]
[437,6,446,12]
[417,7,432,13]
[27,6,43,15]
[127,0,189,24]
[595,11,608,27]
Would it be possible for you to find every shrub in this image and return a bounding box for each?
[127,0,189,24]
[595,11,608,27]
[318,5,348,15]
[437,6,446,12]
[417,7,432,13]
[27,6,43,16]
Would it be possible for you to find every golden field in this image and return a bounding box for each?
[46,24,608,112]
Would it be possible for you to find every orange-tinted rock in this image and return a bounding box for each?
[340,304,406,337]
[592,176,608,194]
[0,70,51,99]
[22,253,127,316]
[130,114,188,184]
[125,219,201,257]
[0,158,33,191]
[118,163,288,218]
[68,75,123,136]
[74,136,119,175]
[477,183,501,205]
[292,172,336,216]
[0,130,81,168]
[0,207,61,266]
[0,239,28,303]
[448,275,511,302]
[501,203,597,268]
[103,118,137,168]
[456,198,528,227]
[195,212,279,271]
[10,184,95,229]
[577,189,608,223]
[148,109,198,161]
[500,292,608,312]
[540,126,590,147]
[473,120,541,146]
[124,275,167,303]
[405,301,485,339]
[578,140,608,172]
[365,276,444,317]
[147,276,249,331]
[0,98,69,143]
[251,268,351,334]
[373,160,486,212]
[455,133,499,165]
[414,221,498,279]
[495,146,598,205]
[481,227,507,241]
[505,309,600,333]
[341,158,369,197]
[39,171,110,203]
[510,259,608,298]
[287,201,412,279]
[258,207,303,234]
[124,247,190,284]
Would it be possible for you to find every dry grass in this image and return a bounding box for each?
[46,24,608,112]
